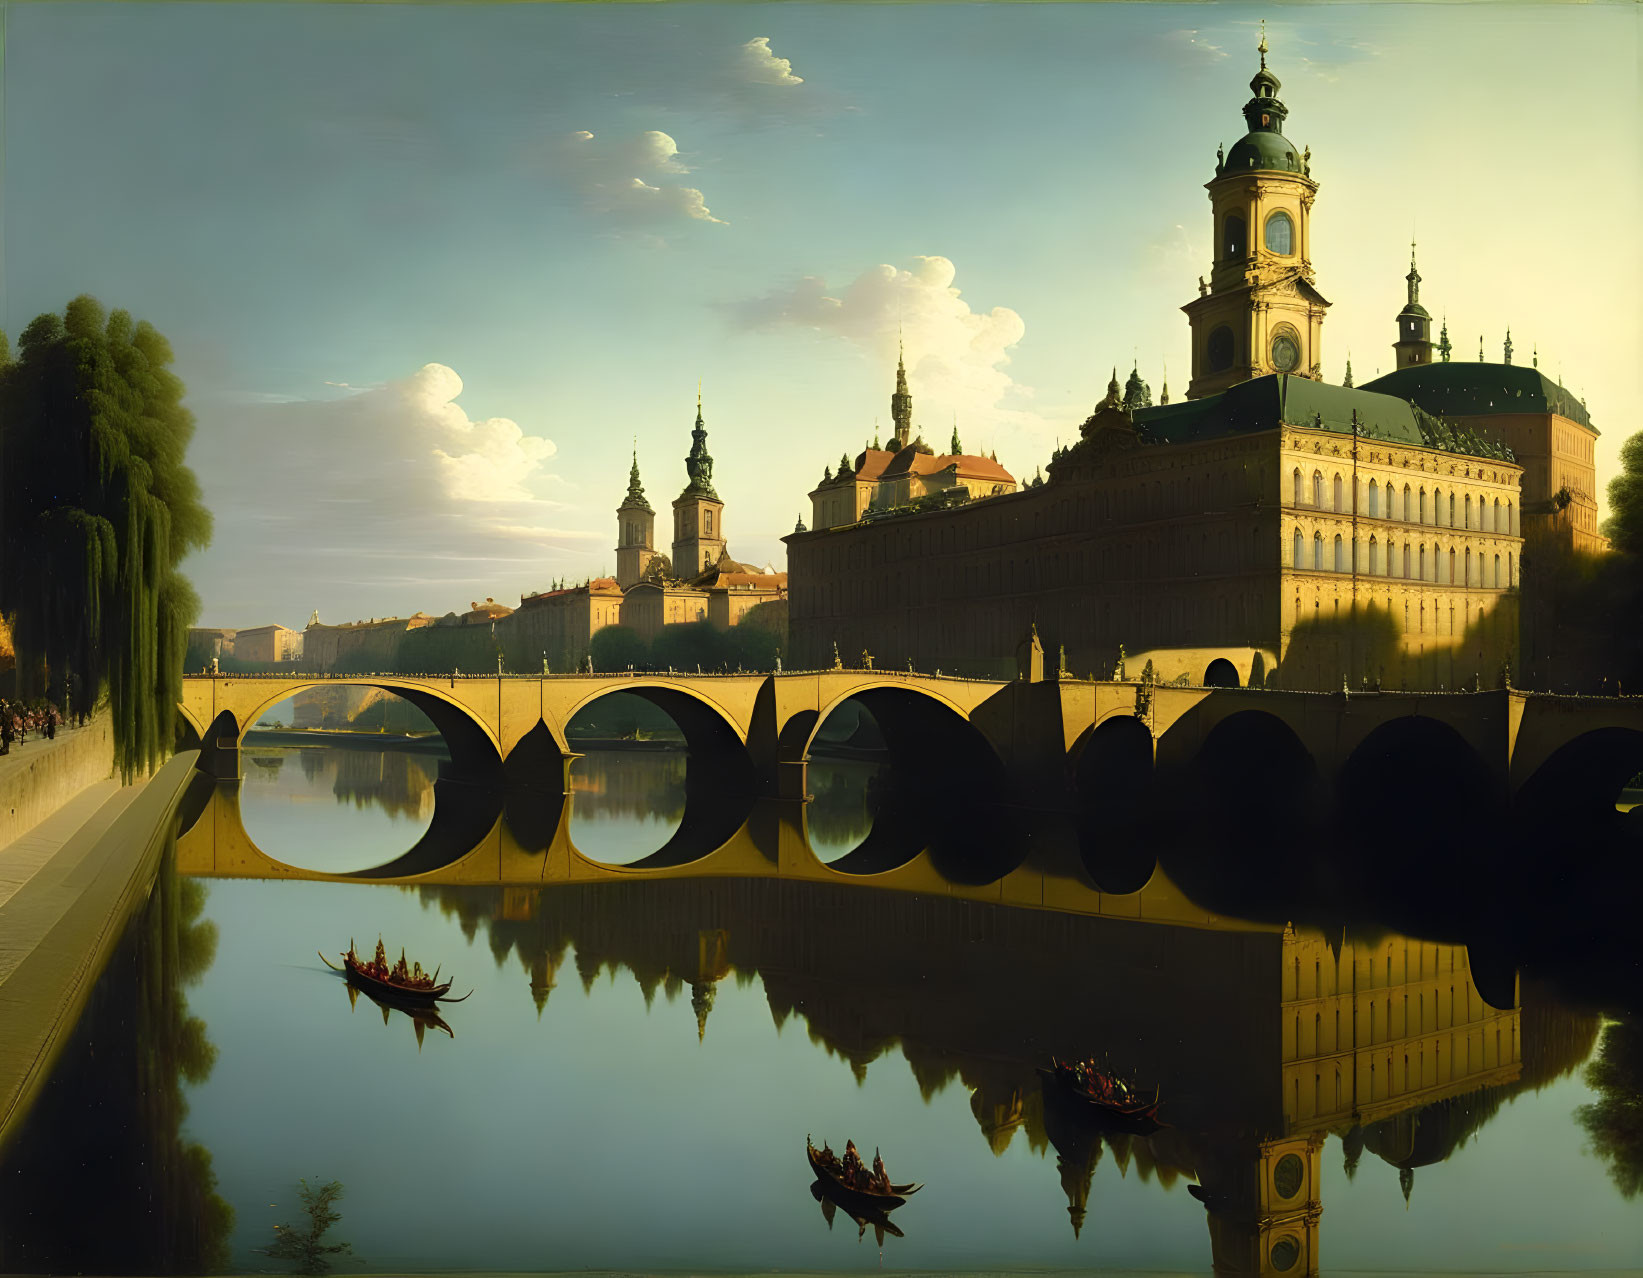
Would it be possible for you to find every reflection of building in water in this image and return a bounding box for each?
[568,750,686,825]
[417,878,1597,1276]
[328,748,438,824]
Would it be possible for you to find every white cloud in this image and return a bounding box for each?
[740,37,803,87]
[738,255,1039,437]
[559,129,725,226]
[185,364,602,622]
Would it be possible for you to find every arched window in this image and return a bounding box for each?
[1433,488,1444,526]
[1449,492,1457,525]
[1265,210,1294,254]
[1224,214,1247,261]
[1403,543,1412,578]
[1369,536,1380,574]
[1448,547,1457,584]
[1293,468,1304,506]
[1403,485,1413,522]
[1333,474,1344,512]
[1465,546,1472,585]
[1387,539,1397,577]
[1313,471,1324,507]
[1507,550,1514,586]
[1294,527,1304,567]
[1493,554,1501,588]
[1419,488,1428,524]
[1313,531,1324,571]
[1369,479,1380,517]
[1465,493,1473,529]
[1508,500,1516,535]
[1492,497,1501,532]
[1419,544,1427,579]
[1334,534,1346,572]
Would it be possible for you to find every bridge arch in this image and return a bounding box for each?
[555,681,757,868]
[233,680,504,785]
[801,682,1015,884]
[1156,709,1322,915]
[1336,716,1497,920]
[1069,712,1157,893]
[1517,727,1643,828]
[1203,657,1241,688]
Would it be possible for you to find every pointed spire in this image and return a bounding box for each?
[682,385,718,499]
[1479,335,1486,362]
[1258,18,1268,69]
[1160,357,1170,405]
[1503,328,1514,365]
[1406,240,1421,306]
[1438,317,1452,363]
[1343,355,1354,388]
[794,512,807,534]
[620,440,653,513]
[890,342,913,444]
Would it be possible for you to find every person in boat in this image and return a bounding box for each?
[842,1140,864,1188]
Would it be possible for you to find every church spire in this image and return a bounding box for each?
[1503,328,1514,365]
[890,340,913,446]
[1438,317,1452,363]
[681,386,718,499]
[1343,355,1353,388]
[620,441,653,513]
[1393,241,1433,369]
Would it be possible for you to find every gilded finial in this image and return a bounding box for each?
[1258,19,1268,67]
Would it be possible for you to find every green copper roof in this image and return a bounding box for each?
[1225,129,1304,174]
[1360,363,1595,433]
[1134,374,1514,462]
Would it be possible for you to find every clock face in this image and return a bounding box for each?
[1271,333,1300,372]
[1274,1153,1305,1199]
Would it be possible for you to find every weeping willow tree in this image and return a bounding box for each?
[0,296,211,778]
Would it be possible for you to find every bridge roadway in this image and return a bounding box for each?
[180,669,1643,808]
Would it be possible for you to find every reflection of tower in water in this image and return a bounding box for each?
[416,878,1598,1276]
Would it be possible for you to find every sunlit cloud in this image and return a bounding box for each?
[739,37,804,87]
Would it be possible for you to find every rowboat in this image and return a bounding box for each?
[319,943,472,1005]
[1038,1062,1164,1132]
[806,1137,921,1212]
[810,1179,907,1240]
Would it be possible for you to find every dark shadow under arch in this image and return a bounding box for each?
[817,688,1016,885]
[1071,715,1158,894]
[1158,710,1323,917]
[1203,658,1240,688]
[1335,716,1498,933]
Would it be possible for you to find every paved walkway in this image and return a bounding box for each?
[0,752,196,1148]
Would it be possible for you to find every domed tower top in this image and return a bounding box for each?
[1221,26,1305,176]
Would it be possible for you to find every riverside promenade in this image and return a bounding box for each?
[0,720,199,1149]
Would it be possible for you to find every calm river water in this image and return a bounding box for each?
[1,741,1639,1275]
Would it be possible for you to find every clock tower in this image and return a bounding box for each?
[1184,34,1330,400]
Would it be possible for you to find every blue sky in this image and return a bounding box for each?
[5,2,1639,627]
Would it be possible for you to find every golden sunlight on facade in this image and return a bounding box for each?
[786,36,1604,691]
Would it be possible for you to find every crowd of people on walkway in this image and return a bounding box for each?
[0,698,63,756]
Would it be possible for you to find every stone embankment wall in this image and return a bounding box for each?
[0,715,114,851]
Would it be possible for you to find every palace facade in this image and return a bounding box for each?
[784,37,1599,690]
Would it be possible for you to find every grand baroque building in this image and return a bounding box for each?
[784,38,1602,690]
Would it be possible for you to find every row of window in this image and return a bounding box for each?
[1292,469,1517,533]
[1292,529,1514,587]
[1223,209,1294,260]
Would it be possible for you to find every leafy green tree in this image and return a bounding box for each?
[589,623,650,673]
[1576,1016,1643,1199]
[1602,432,1643,555]
[0,297,211,776]
[261,1179,355,1275]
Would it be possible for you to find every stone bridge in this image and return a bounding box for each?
[178,671,1643,815]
